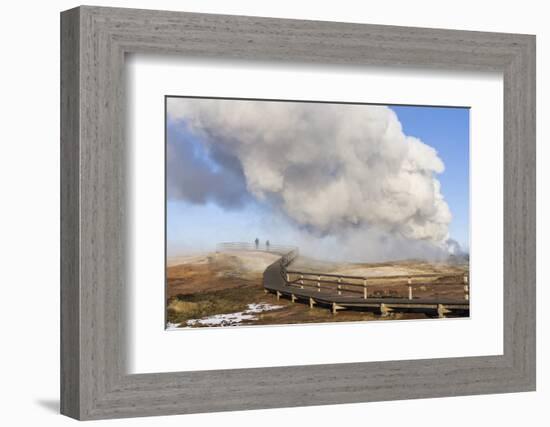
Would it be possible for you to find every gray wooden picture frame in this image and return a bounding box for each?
[60,5,536,420]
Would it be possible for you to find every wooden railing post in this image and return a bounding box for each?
[273,265,468,308]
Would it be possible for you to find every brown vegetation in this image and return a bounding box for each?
[166,251,469,328]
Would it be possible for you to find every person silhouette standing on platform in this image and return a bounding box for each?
[254,237,259,250]
[266,240,270,251]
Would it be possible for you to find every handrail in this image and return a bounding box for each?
[218,242,295,249]
[288,276,466,288]
[217,242,298,255]
[285,270,465,281]
[281,259,468,302]
[223,242,469,302]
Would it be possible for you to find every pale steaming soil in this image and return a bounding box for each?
[166,251,469,328]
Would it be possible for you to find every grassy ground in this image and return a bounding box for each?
[168,286,263,325]
[166,276,425,328]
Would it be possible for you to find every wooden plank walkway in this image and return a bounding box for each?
[263,256,469,317]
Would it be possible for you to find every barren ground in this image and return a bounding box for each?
[166,251,469,328]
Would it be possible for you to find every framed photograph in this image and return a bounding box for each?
[61,6,536,420]
[165,96,471,328]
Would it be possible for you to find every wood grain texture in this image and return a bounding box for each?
[60,5,536,420]
[60,7,80,419]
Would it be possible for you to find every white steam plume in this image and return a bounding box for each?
[167,98,453,256]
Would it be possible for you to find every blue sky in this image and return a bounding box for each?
[167,101,470,256]
[390,105,470,249]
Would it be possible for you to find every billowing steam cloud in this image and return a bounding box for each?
[167,98,455,259]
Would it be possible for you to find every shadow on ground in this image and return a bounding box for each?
[35,399,59,414]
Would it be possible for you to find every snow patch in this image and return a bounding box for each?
[181,303,283,328]
[166,322,182,330]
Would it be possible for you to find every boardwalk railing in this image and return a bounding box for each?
[261,245,470,316]
[217,242,298,255]
[279,248,299,267]
[282,269,469,301]
[219,242,469,314]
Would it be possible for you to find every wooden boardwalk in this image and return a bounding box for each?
[262,252,469,318]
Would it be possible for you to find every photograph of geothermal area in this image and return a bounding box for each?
[166,96,470,329]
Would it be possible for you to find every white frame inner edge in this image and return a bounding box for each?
[126,55,503,374]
